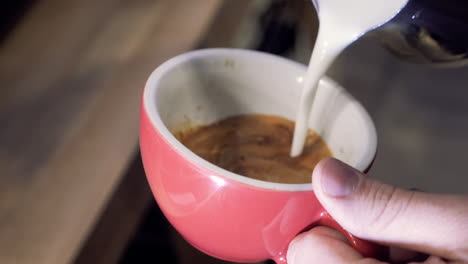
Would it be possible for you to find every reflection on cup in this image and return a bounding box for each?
[140,49,378,263]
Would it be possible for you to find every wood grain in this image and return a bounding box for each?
[72,154,154,264]
[0,0,222,263]
[73,0,265,263]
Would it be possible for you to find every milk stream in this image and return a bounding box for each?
[290,0,409,157]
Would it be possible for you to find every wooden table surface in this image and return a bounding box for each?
[0,0,223,263]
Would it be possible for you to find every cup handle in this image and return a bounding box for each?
[317,211,388,259]
[273,211,388,264]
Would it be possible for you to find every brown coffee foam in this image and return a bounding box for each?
[176,114,333,184]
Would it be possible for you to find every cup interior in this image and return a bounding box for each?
[143,49,377,191]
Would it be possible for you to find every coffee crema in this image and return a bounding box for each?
[176,114,333,184]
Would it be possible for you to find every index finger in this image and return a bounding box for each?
[287,226,386,264]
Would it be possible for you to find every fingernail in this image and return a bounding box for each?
[318,158,359,197]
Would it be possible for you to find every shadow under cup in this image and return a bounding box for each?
[140,49,377,263]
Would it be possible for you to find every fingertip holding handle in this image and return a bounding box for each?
[318,211,388,260]
[272,211,387,264]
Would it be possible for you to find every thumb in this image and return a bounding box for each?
[313,158,468,261]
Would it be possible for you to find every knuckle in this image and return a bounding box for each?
[359,179,415,235]
[287,232,308,263]
[287,228,328,263]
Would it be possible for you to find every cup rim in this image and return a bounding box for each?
[143,48,377,192]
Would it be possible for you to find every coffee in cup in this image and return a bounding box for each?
[176,114,332,184]
[140,49,378,263]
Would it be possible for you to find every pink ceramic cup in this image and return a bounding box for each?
[140,49,379,263]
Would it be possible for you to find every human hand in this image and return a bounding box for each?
[288,158,468,263]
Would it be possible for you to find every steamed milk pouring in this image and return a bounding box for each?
[291,0,409,156]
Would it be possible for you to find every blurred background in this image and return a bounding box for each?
[1,0,467,263]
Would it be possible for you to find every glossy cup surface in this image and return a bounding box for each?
[140,49,377,263]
